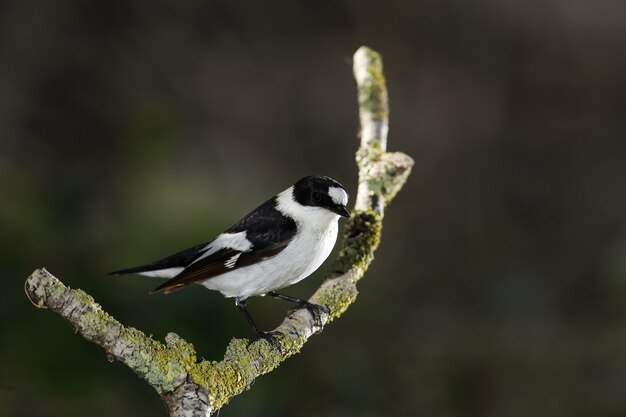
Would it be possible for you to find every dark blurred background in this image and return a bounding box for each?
[2,1,626,416]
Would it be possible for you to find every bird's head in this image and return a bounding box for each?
[292,175,350,218]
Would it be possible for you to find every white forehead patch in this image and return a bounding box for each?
[328,186,348,206]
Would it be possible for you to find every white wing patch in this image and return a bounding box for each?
[224,253,242,269]
[328,186,348,206]
[213,232,253,252]
[191,231,253,265]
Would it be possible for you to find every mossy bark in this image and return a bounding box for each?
[24,46,413,416]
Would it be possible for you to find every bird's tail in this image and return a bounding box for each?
[108,241,209,278]
[108,264,156,276]
[108,264,184,279]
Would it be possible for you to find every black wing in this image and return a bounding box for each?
[151,197,297,293]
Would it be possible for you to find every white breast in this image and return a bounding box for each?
[201,187,340,299]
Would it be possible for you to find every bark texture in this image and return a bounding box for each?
[24,46,413,416]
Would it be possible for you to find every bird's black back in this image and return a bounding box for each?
[227,196,297,250]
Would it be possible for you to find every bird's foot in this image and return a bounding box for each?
[249,330,283,352]
[292,302,329,332]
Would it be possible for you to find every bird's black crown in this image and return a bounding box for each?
[293,175,350,217]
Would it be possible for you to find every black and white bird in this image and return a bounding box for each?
[110,175,350,337]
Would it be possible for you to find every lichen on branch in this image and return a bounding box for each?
[24,45,414,417]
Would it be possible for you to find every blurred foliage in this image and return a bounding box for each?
[1,1,626,416]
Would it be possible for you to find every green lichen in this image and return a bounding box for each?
[69,290,113,341]
[77,310,110,339]
[116,327,201,393]
[71,288,97,307]
[332,211,382,275]
[25,271,69,309]
[356,48,389,122]
[380,153,414,205]
[29,284,47,308]
[48,280,67,300]
[314,282,358,322]
[356,139,384,163]
[187,318,318,411]
[356,149,414,210]
[38,279,200,394]
[190,335,295,410]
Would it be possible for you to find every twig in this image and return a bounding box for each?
[24,46,414,416]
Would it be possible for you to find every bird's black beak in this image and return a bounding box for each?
[334,205,350,218]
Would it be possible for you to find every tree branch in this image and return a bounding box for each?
[24,46,414,416]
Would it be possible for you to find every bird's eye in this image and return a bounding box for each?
[312,191,322,202]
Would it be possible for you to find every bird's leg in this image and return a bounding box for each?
[266,292,329,330]
[235,297,281,350]
[235,297,259,334]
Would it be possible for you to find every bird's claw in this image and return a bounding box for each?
[292,302,329,332]
[249,330,283,352]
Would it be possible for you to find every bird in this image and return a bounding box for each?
[109,175,350,338]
